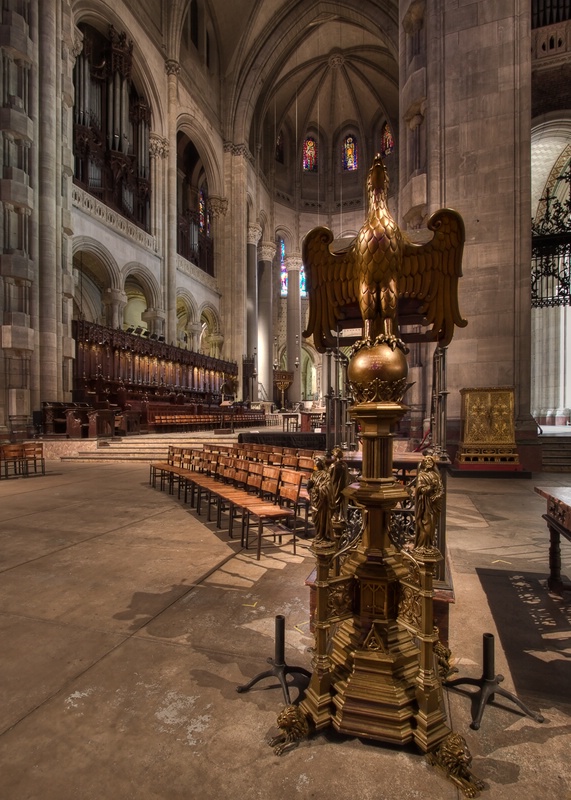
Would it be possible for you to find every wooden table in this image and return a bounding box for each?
[534,485,571,594]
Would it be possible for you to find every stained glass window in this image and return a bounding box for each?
[280,238,287,296]
[275,131,284,163]
[279,238,307,297]
[199,188,210,235]
[343,135,358,170]
[381,122,394,156]
[199,188,205,231]
[303,136,317,172]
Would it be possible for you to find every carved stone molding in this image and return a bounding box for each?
[176,254,219,292]
[71,186,158,253]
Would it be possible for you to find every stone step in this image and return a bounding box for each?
[541,437,571,471]
[58,429,257,463]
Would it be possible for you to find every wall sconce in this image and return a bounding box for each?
[295,334,300,369]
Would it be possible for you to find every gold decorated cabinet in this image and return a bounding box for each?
[455,387,521,467]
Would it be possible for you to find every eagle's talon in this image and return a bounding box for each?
[349,336,374,357]
[373,333,409,354]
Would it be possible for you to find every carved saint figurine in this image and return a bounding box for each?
[329,446,350,523]
[413,454,444,551]
[307,456,334,543]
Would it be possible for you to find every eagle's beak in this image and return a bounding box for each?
[369,156,387,193]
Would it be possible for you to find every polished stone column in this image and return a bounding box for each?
[187,321,202,352]
[286,254,302,403]
[165,60,180,346]
[149,133,168,248]
[38,0,59,402]
[103,289,128,330]
[258,241,276,404]
[247,223,262,399]
[141,308,166,337]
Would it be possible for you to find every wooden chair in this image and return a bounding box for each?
[297,456,316,476]
[22,442,46,475]
[241,468,303,559]
[1,444,26,479]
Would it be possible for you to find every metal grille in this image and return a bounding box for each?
[531,165,571,309]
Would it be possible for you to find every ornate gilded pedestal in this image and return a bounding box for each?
[300,343,449,749]
[455,387,522,470]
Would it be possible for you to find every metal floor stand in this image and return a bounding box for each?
[236,614,311,705]
[445,632,545,730]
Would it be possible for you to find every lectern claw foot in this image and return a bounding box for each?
[268,705,310,756]
[426,733,486,798]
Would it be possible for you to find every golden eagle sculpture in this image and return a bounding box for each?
[302,154,467,353]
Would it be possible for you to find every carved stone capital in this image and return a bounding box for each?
[149,133,169,159]
[207,196,228,219]
[247,224,262,246]
[72,27,84,60]
[285,254,302,272]
[258,241,277,262]
[165,59,180,76]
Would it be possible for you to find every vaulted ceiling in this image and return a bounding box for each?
[211,1,400,155]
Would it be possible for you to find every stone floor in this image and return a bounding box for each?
[0,460,570,800]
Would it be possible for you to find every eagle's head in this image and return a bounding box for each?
[367,154,389,209]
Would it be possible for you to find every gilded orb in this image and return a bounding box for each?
[347,342,410,403]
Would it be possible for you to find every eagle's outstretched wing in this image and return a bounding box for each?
[400,209,467,346]
[302,226,358,352]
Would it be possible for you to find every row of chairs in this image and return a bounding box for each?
[200,442,323,472]
[149,447,312,559]
[149,413,223,433]
[148,411,266,432]
[0,443,46,479]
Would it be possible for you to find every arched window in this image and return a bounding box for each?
[177,134,213,275]
[190,0,199,49]
[280,238,287,296]
[279,238,307,297]
[300,264,307,297]
[381,122,394,156]
[199,188,210,234]
[303,136,318,172]
[275,131,284,163]
[73,24,151,231]
[342,135,358,170]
